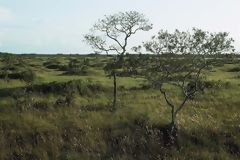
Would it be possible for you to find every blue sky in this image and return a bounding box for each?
[0,0,239,54]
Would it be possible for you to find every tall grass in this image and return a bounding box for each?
[0,56,239,159]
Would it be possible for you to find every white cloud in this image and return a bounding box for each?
[0,6,14,22]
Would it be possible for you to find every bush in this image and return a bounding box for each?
[0,72,22,79]
[43,60,66,71]
[235,75,240,79]
[0,70,36,83]
[26,80,105,96]
[228,67,240,72]
[65,66,88,75]
[1,66,17,71]
[64,59,89,75]
[21,69,36,84]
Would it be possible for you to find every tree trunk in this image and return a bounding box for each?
[167,107,178,146]
[171,106,175,126]
[112,71,117,110]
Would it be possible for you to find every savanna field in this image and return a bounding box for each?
[0,53,239,160]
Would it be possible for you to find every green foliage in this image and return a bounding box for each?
[0,54,239,159]
[21,69,36,84]
[22,79,105,97]
[84,11,152,55]
[142,28,235,127]
[66,59,88,75]
[228,66,240,72]
[0,69,36,84]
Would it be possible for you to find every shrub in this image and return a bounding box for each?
[64,59,89,75]
[235,75,240,79]
[43,60,66,71]
[26,80,105,96]
[1,66,17,71]
[0,69,36,83]
[0,72,22,79]
[228,67,240,72]
[20,69,36,84]
[65,66,88,75]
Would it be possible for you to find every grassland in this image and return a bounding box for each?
[0,54,239,160]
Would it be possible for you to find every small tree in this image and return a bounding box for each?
[84,11,152,108]
[143,28,234,134]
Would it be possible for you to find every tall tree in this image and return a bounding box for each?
[84,11,152,109]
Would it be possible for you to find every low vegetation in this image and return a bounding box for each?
[0,53,239,159]
[0,11,239,160]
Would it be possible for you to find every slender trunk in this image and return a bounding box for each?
[171,106,175,126]
[168,107,177,146]
[113,71,117,109]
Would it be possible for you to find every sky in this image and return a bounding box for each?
[0,0,239,54]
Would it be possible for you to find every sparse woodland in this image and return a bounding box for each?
[0,11,239,160]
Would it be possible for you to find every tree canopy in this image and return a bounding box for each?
[84,11,152,55]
